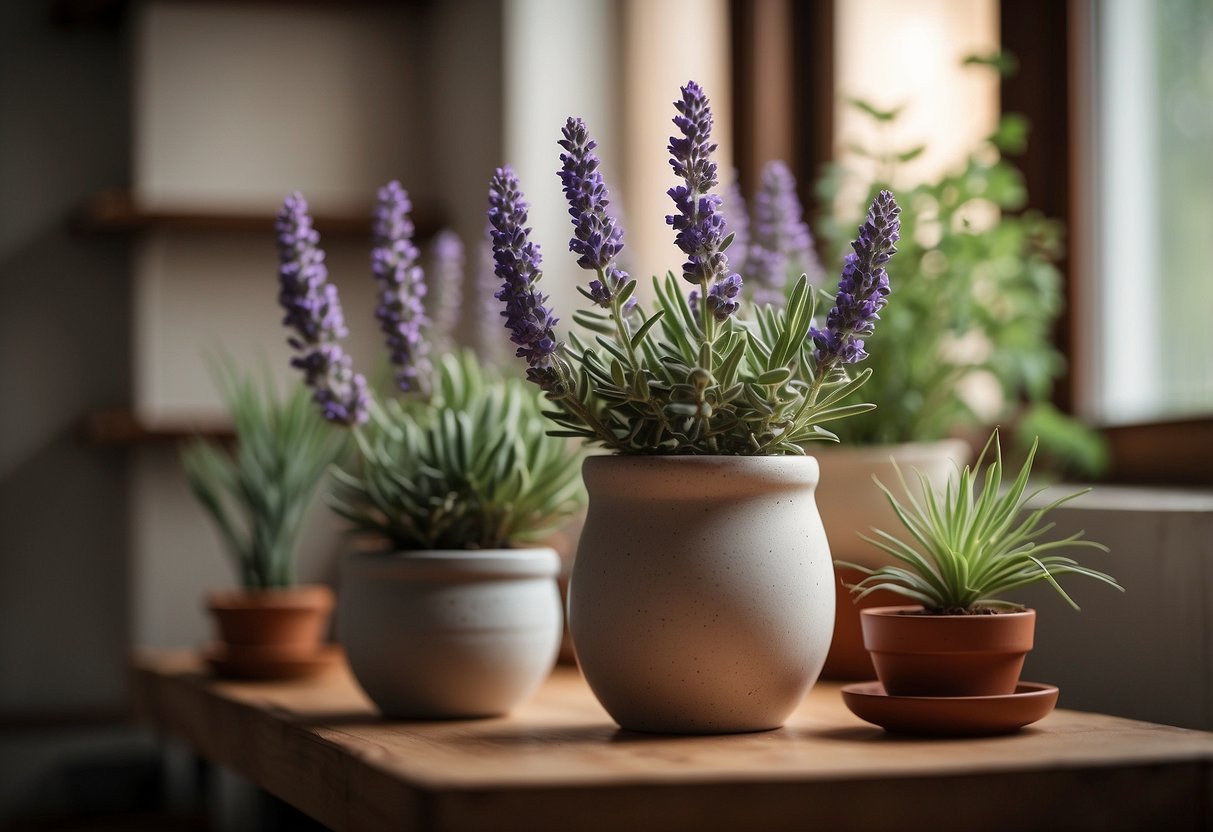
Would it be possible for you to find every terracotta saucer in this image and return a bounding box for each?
[840,681,1059,737]
[204,643,342,681]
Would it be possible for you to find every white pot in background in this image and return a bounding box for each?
[338,548,562,718]
[813,439,971,680]
[569,455,834,734]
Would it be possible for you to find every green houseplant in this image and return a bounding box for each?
[727,56,1107,678]
[815,56,1104,469]
[487,80,902,733]
[273,184,584,718]
[182,368,347,680]
[841,429,1121,698]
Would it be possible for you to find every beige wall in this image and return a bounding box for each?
[0,2,131,712]
[1021,488,1213,730]
[835,0,1000,193]
[129,0,507,650]
[134,3,429,212]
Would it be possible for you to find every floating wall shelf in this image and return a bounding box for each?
[81,407,234,447]
[73,188,445,239]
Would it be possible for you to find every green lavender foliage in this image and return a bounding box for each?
[328,350,585,550]
[840,431,1122,612]
[552,271,875,455]
[182,370,348,589]
[816,59,1107,474]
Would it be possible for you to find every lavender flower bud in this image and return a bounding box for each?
[371,181,431,393]
[470,233,509,366]
[664,81,742,320]
[275,192,369,426]
[487,166,560,370]
[811,190,900,366]
[747,161,825,306]
[428,229,464,356]
[558,117,634,310]
[721,172,749,269]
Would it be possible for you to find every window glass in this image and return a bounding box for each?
[1093,0,1213,424]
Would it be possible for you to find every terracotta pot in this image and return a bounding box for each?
[860,605,1036,697]
[827,567,913,680]
[337,548,562,719]
[569,456,834,735]
[205,585,335,678]
[814,440,970,680]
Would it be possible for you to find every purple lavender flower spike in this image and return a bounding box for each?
[275,192,369,425]
[558,117,634,311]
[371,181,431,393]
[487,166,560,373]
[665,81,742,322]
[470,232,509,366]
[428,229,464,355]
[811,189,900,366]
[721,172,749,268]
[747,161,825,306]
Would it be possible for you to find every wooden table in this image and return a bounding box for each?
[133,653,1213,831]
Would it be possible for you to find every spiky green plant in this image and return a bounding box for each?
[182,370,348,589]
[839,430,1122,612]
[558,272,878,454]
[328,351,585,550]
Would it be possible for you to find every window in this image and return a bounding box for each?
[738,0,1213,483]
[1062,0,1213,483]
[1087,0,1213,426]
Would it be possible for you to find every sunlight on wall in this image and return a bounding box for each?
[503,0,731,312]
[504,0,620,321]
[621,0,732,295]
[834,0,999,193]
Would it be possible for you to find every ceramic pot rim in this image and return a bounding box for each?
[207,584,334,613]
[583,453,820,497]
[344,547,560,582]
[860,605,1036,653]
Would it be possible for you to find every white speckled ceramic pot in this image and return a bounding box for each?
[568,456,834,734]
[338,548,562,719]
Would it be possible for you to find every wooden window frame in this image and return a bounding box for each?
[733,0,1212,485]
[1003,0,1213,485]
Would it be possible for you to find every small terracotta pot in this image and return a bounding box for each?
[860,605,1036,697]
[206,585,334,661]
[826,567,910,680]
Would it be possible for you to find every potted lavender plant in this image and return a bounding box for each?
[487,81,901,734]
[182,368,347,680]
[274,185,584,718]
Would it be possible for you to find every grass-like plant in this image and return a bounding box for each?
[182,370,348,589]
[329,351,585,550]
[839,430,1122,613]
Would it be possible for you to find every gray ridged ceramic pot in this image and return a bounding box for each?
[568,456,834,734]
[338,548,562,718]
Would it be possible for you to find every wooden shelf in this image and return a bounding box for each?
[134,653,1213,832]
[81,408,234,447]
[73,189,445,240]
[51,0,426,29]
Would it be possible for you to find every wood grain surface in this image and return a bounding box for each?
[133,652,1213,831]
